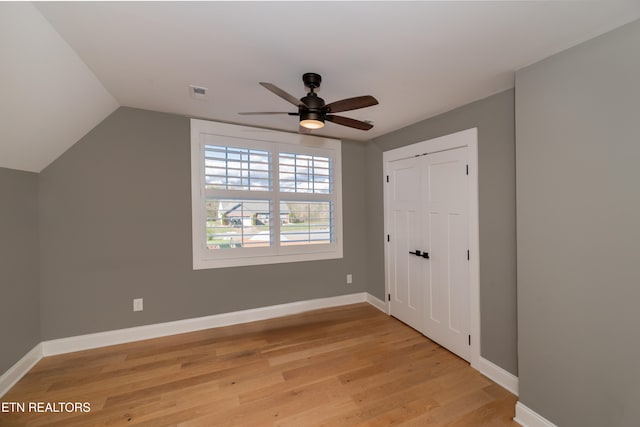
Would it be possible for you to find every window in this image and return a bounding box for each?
[191,119,342,269]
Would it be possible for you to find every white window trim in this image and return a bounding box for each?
[191,119,343,269]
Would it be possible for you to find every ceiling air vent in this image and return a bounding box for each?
[189,85,208,100]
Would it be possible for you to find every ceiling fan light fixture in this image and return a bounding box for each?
[299,111,325,129]
[300,119,325,130]
[242,73,377,131]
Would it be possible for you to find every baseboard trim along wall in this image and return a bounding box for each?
[42,293,369,357]
[514,401,558,427]
[1,292,516,402]
[473,355,519,395]
[1,292,370,397]
[0,343,43,398]
[365,293,388,313]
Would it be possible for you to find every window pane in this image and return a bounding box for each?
[206,199,271,249]
[279,153,332,194]
[205,145,271,191]
[280,201,332,246]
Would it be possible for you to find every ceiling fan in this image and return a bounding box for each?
[239,73,378,131]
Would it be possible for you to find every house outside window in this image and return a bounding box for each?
[191,119,343,269]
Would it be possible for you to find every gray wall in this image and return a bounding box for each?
[370,89,517,375]
[364,141,386,303]
[516,20,640,426]
[39,107,368,340]
[0,167,40,373]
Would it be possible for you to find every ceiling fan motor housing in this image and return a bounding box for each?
[300,110,324,123]
[300,93,325,110]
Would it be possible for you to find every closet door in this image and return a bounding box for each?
[387,156,425,330]
[387,146,470,362]
[423,146,470,361]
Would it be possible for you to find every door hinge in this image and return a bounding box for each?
[468,335,471,346]
[467,249,470,260]
[387,234,390,242]
[386,175,389,183]
[466,164,469,175]
[388,293,391,302]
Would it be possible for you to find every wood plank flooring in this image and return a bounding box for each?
[0,303,517,426]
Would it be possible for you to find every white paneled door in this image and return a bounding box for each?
[423,147,470,361]
[388,156,425,330]
[387,146,470,362]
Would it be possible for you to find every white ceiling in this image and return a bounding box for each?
[2,2,640,172]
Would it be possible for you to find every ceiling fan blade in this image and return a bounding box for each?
[326,115,373,130]
[323,95,378,113]
[259,82,306,108]
[238,112,298,115]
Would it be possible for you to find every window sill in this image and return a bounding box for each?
[193,249,344,270]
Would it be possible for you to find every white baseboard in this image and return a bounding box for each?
[0,343,43,398]
[0,292,397,397]
[42,292,369,356]
[365,293,388,313]
[514,402,558,427]
[473,356,519,396]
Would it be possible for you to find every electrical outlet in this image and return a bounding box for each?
[133,298,143,312]
[346,274,353,284]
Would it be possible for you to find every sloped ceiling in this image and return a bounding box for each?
[2,2,640,173]
[0,2,118,173]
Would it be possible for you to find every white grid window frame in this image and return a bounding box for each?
[191,119,343,269]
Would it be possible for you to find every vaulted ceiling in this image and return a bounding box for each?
[2,1,639,172]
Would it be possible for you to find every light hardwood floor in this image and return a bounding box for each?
[1,303,517,426]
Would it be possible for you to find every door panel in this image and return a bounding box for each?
[426,211,442,325]
[448,212,467,334]
[388,157,424,330]
[424,147,469,360]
